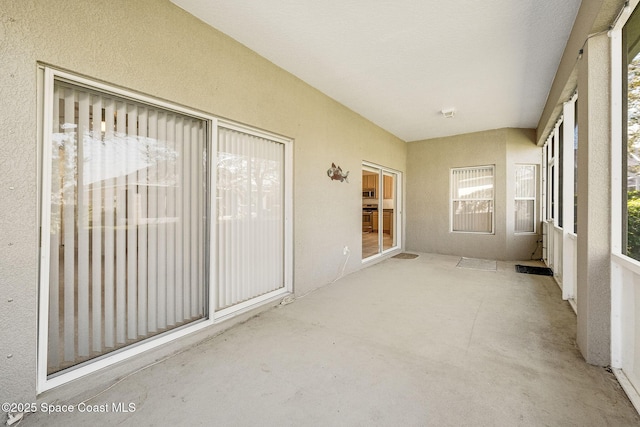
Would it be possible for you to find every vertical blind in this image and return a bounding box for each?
[515,165,536,233]
[217,127,285,310]
[451,166,494,233]
[47,80,207,374]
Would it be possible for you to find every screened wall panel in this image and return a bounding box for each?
[217,127,285,310]
[46,80,208,374]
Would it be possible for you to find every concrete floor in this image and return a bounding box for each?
[22,253,640,426]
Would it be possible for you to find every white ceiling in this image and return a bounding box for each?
[171,0,582,142]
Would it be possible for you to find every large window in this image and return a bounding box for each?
[451,165,494,233]
[515,165,536,233]
[623,6,640,261]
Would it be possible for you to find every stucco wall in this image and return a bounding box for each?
[0,0,406,404]
[576,33,611,366]
[405,128,541,261]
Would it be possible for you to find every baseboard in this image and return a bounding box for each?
[613,368,640,416]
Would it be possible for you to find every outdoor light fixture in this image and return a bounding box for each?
[441,108,455,118]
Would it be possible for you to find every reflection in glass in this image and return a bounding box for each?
[451,166,494,233]
[515,165,536,233]
[382,173,396,251]
[625,8,640,260]
[216,127,285,310]
[47,81,207,374]
[362,167,397,258]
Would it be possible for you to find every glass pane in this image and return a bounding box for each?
[217,128,285,310]
[549,165,555,220]
[48,81,207,374]
[558,125,564,228]
[382,173,396,251]
[452,167,494,199]
[515,200,535,233]
[515,165,535,233]
[362,169,380,259]
[451,166,494,233]
[625,7,640,260]
[574,100,578,234]
[515,165,536,198]
[452,200,493,233]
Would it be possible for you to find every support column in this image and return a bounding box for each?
[576,33,611,365]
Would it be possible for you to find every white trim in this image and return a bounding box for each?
[41,318,215,392]
[214,288,290,321]
[612,252,640,276]
[361,161,403,261]
[609,0,640,393]
[613,368,640,415]
[449,164,495,234]
[611,18,623,257]
[208,119,218,323]
[37,67,55,393]
[561,97,577,301]
[612,1,640,33]
[218,119,292,145]
[49,68,211,122]
[611,259,623,368]
[284,130,294,294]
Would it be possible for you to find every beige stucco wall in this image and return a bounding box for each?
[536,0,622,367]
[576,33,611,366]
[405,128,541,261]
[0,0,406,404]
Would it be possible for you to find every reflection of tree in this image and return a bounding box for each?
[628,191,640,259]
[628,55,640,176]
[50,122,179,232]
[454,200,492,214]
[629,54,640,259]
[217,151,281,220]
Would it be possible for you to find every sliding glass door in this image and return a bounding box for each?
[39,68,293,391]
[362,163,401,260]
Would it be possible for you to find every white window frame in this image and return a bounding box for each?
[514,164,537,234]
[610,0,640,409]
[612,0,640,260]
[213,119,294,321]
[37,66,293,392]
[450,165,495,234]
[361,161,403,261]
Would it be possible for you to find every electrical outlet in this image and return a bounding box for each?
[343,246,349,255]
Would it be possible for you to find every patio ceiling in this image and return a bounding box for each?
[171,0,581,142]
